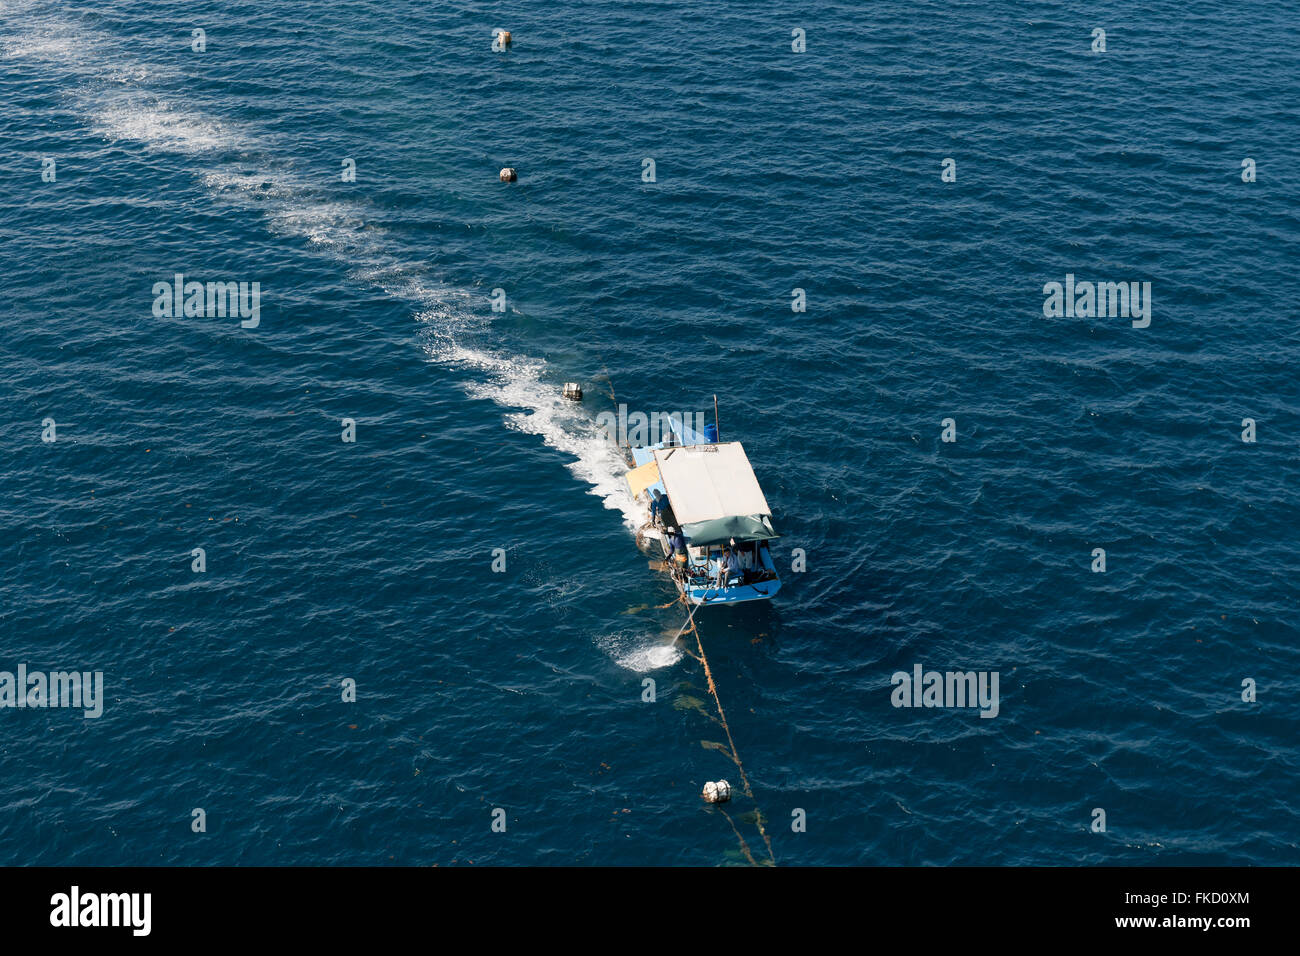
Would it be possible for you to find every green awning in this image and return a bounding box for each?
[681,514,779,547]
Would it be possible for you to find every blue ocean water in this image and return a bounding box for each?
[1,0,1297,866]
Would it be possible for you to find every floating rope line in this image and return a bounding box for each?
[718,806,758,867]
[596,361,618,405]
[676,593,776,866]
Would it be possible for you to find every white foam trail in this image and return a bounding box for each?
[91,95,244,154]
[424,337,641,528]
[609,636,684,672]
[0,5,98,63]
[3,2,667,668]
[2,33,86,61]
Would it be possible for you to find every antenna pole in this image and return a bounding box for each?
[713,394,720,442]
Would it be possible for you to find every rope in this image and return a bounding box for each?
[718,807,758,867]
[674,591,776,866]
[597,361,617,405]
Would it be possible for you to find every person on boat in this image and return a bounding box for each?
[715,547,742,588]
[650,489,677,530]
[737,542,755,575]
[666,530,687,560]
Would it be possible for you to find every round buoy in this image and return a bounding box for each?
[562,382,583,401]
[499,167,517,183]
[702,780,732,804]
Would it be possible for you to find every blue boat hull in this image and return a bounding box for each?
[682,577,781,606]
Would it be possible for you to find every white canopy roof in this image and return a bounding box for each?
[652,442,771,524]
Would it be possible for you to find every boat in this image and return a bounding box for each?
[624,413,781,605]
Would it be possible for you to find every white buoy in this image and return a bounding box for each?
[493,29,512,51]
[499,167,517,183]
[702,780,732,804]
[562,382,583,401]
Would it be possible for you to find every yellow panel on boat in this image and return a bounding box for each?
[625,461,661,499]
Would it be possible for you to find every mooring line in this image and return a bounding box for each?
[718,806,759,867]
[677,593,776,866]
[595,360,618,405]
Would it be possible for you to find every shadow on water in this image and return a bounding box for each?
[692,599,782,655]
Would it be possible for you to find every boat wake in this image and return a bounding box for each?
[424,338,641,529]
[1,1,661,669]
